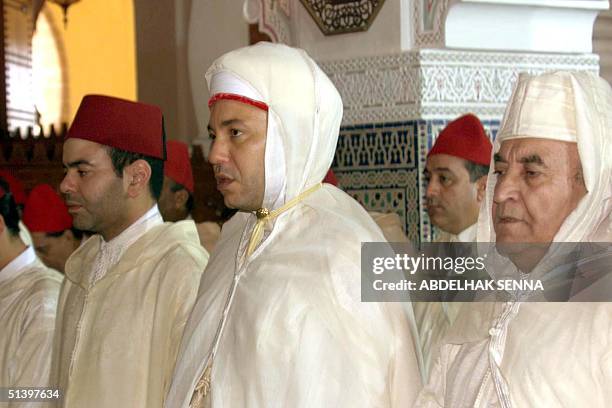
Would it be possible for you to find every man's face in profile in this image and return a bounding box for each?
[158,176,189,222]
[31,230,77,273]
[425,154,484,235]
[207,99,268,211]
[492,138,587,244]
[60,138,127,234]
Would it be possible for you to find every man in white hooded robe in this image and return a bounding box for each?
[165,42,422,408]
[415,71,612,407]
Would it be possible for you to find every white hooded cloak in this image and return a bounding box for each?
[165,43,422,408]
[416,71,612,407]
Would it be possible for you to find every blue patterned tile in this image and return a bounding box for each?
[333,119,500,243]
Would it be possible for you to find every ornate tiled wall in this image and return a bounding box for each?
[332,122,418,241]
[322,49,598,243]
[332,119,500,243]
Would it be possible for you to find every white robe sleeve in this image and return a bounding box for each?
[11,280,59,408]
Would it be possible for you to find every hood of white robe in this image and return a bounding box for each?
[478,71,612,243]
[205,42,343,211]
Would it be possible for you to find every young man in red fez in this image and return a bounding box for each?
[425,113,492,242]
[159,140,195,223]
[0,176,62,392]
[158,140,220,253]
[0,170,34,246]
[22,184,84,274]
[417,113,492,379]
[51,95,209,408]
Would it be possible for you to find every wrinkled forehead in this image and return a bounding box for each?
[495,138,583,179]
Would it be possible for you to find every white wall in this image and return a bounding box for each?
[290,0,606,59]
[593,8,612,82]
[182,0,611,139]
[188,0,249,143]
[292,0,406,61]
[445,0,607,53]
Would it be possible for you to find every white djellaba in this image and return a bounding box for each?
[416,71,612,407]
[0,246,62,397]
[165,43,422,408]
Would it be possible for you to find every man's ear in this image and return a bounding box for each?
[124,160,152,198]
[0,214,6,236]
[476,175,488,203]
[173,189,189,210]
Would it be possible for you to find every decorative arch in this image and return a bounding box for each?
[32,4,70,130]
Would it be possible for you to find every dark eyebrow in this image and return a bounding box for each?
[208,118,246,132]
[519,154,545,166]
[494,153,505,163]
[64,160,92,169]
[222,119,245,127]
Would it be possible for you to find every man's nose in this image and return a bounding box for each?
[208,138,230,168]
[60,171,75,195]
[425,178,439,199]
[493,171,519,204]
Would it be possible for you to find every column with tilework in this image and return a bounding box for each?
[235,0,606,243]
[321,50,600,242]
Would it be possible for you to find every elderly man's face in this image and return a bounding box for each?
[493,138,587,243]
[208,100,267,211]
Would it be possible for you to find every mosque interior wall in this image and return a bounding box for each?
[2,0,612,244]
[188,0,607,242]
[323,49,599,242]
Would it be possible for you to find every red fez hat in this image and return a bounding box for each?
[67,94,166,159]
[0,171,27,205]
[323,169,339,186]
[23,184,72,233]
[428,114,492,166]
[165,140,194,193]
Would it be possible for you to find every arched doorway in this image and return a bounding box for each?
[32,3,70,132]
